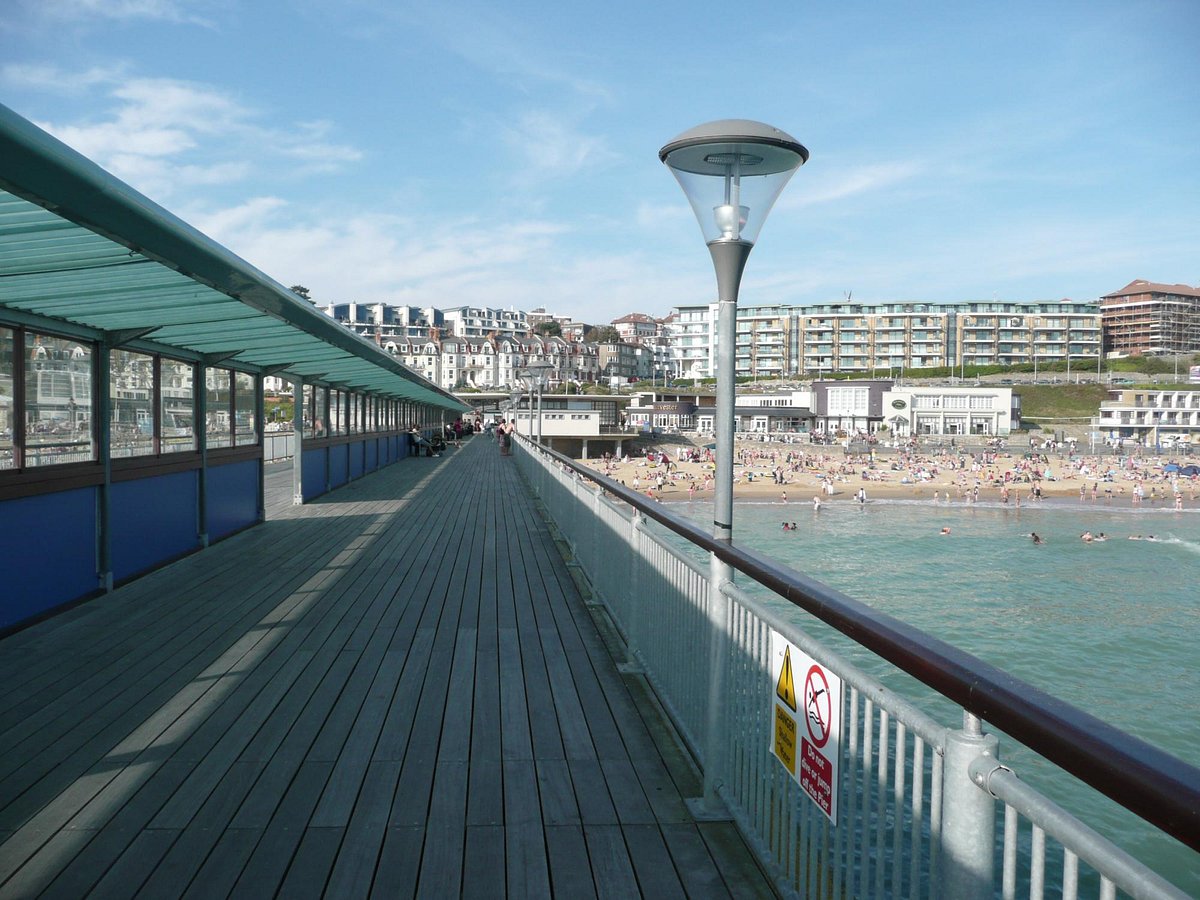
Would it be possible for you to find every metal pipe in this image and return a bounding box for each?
[940,714,998,899]
[975,761,1192,900]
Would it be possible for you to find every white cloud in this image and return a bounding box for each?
[27,73,361,200]
[784,160,924,209]
[25,0,215,26]
[1,62,128,94]
[186,197,687,323]
[499,110,618,183]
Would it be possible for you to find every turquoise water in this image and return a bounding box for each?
[670,496,1200,892]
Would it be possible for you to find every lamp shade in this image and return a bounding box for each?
[660,119,808,246]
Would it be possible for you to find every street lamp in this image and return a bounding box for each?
[660,119,807,548]
[661,120,806,817]
[519,361,554,444]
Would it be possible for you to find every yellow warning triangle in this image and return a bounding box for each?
[777,647,797,711]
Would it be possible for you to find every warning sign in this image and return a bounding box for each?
[776,646,798,711]
[769,632,841,825]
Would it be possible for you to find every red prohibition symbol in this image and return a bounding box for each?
[804,665,832,748]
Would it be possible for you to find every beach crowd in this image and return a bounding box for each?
[581,437,1197,509]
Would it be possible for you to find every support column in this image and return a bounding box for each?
[696,238,751,820]
[96,342,113,591]
[292,379,304,505]
[940,712,999,899]
[196,363,209,547]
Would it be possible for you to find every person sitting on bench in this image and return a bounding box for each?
[409,426,441,457]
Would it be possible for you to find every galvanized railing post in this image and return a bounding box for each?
[695,552,733,818]
[621,509,643,670]
[940,712,999,900]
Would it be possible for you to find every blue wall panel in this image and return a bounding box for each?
[0,488,98,630]
[207,459,260,540]
[349,442,365,480]
[302,448,327,501]
[329,444,349,489]
[111,470,199,582]
[365,440,378,472]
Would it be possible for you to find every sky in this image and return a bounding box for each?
[2,0,1198,325]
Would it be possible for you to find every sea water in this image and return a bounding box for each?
[670,496,1200,892]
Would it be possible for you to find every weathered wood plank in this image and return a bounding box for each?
[462,824,506,900]
[545,824,599,899]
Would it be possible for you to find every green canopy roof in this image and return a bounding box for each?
[0,103,467,413]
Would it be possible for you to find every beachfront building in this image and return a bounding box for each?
[736,306,795,379]
[631,389,811,435]
[384,333,599,392]
[597,340,644,383]
[321,302,443,343]
[881,385,1016,438]
[1100,280,1200,357]
[957,302,1103,372]
[667,300,1102,381]
[441,305,531,339]
[1097,387,1200,448]
[809,380,892,435]
[610,312,661,345]
[798,306,953,375]
[673,303,719,380]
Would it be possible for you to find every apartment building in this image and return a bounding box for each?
[322,302,443,342]
[383,334,599,392]
[610,312,660,345]
[736,306,794,379]
[797,306,952,375]
[957,301,1103,370]
[1100,281,1200,357]
[672,303,718,380]
[1097,388,1200,447]
[440,306,530,339]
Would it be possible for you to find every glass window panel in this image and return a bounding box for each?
[25,332,94,466]
[313,386,328,437]
[303,384,315,437]
[162,359,196,452]
[110,349,155,458]
[330,390,344,435]
[0,327,13,470]
[234,371,257,446]
[206,368,232,449]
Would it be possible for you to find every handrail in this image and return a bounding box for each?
[517,435,1200,852]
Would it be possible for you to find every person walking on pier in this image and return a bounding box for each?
[497,419,514,456]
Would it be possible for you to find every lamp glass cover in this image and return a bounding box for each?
[664,140,803,245]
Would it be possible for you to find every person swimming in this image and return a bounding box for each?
[1031,532,1044,545]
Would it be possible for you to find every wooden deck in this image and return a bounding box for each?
[0,436,774,898]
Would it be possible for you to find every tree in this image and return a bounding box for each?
[593,326,620,343]
[290,285,312,301]
[534,321,562,337]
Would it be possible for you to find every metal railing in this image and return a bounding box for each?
[513,435,1199,899]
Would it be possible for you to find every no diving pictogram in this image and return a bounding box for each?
[804,665,832,748]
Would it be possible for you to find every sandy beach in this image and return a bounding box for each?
[576,440,1198,509]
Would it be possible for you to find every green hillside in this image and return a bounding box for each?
[1013,384,1108,420]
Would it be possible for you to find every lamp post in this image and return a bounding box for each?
[661,119,806,816]
[519,361,554,444]
[661,120,807,548]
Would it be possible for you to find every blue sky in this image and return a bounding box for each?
[3,0,1197,324]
